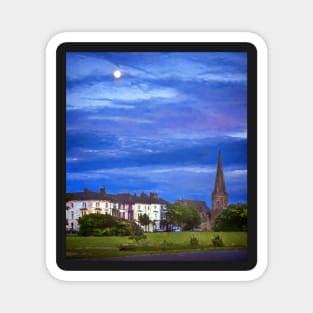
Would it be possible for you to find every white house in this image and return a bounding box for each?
[66,187,167,232]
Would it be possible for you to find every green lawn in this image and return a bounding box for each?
[66,232,247,259]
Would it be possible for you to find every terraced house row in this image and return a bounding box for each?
[66,187,168,231]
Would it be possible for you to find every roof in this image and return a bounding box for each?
[67,191,115,201]
[175,200,209,213]
[67,188,168,205]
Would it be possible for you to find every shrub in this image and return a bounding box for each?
[212,235,224,247]
[128,234,147,242]
[78,214,144,236]
[190,235,199,247]
[104,227,119,236]
[160,240,170,250]
[93,228,105,236]
[119,244,138,251]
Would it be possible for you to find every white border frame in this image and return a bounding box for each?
[46,32,268,281]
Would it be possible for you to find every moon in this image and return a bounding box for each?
[113,70,122,79]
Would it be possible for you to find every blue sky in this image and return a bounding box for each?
[66,52,247,206]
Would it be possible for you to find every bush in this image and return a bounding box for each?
[212,235,224,247]
[78,214,144,236]
[119,244,138,251]
[160,240,172,250]
[190,235,199,247]
[93,228,105,236]
[128,234,147,242]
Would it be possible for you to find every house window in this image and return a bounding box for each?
[96,202,100,208]
[71,203,74,208]
[106,202,108,208]
[83,202,87,208]
[70,212,74,219]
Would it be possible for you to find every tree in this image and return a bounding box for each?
[214,203,247,231]
[138,213,150,232]
[181,206,202,230]
[165,203,201,231]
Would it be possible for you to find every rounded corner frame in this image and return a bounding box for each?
[46,32,268,282]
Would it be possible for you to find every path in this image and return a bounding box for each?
[86,249,248,262]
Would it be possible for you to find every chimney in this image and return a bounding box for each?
[140,192,147,199]
[150,192,158,200]
[100,187,106,194]
[83,188,89,193]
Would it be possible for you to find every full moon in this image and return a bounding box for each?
[113,70,122,79]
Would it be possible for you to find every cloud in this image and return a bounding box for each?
[67,165,245,180]
[225,169,247,179]
[66,134,247,175]
[66,164,247,204]
[120,52,247,83]
[87,115,154,124]
[66,52,247,86]
[67,100,135,110]
[66,53,117,81]
[227,131,247,139]
[66,157,79,162]
[67,81,179,110]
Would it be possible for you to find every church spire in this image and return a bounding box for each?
[213,150,226,193]
[211,150,228,218]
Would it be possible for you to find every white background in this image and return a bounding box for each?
[0,0,312,312]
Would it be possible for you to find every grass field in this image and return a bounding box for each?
[66,232,247,259]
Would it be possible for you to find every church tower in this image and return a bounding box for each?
[211,151,228,220]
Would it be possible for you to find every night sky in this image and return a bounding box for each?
[66,52,247,207]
